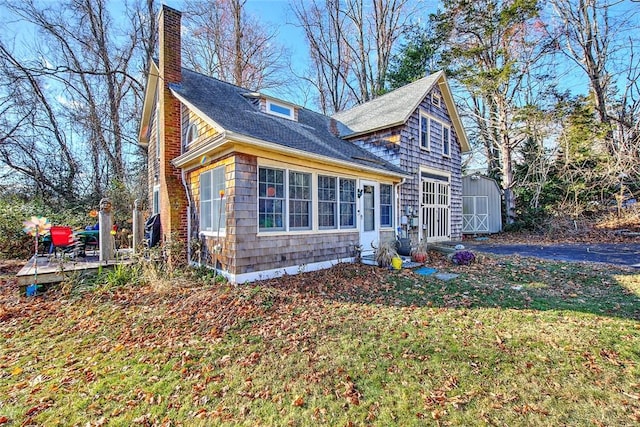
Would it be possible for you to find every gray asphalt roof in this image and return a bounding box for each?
[331,72,441,138]
[169,68,406,176]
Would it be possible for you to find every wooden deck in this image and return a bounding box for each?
[16,249,135,289]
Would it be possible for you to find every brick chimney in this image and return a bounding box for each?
[158,5,187,265]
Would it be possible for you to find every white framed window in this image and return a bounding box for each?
[318,175,337,229]
[152,184,160,215]
[443,126,451,157]
[200,166,226,234]
[339,178,356,229]
[184,123,198,148]
[380,184,393,228]
[420,112,451,157]
[289,171,312,230]
[431,93,442,108]
[259,167,360,233]
[420,113,430,150]
[266,99,295,120]
[317,176,357,230]
[259,167,285,231]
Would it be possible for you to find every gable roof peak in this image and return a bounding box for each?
[331,71,442,137]
[331,70,470,152]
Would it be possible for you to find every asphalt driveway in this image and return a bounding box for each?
[463,241,640,268]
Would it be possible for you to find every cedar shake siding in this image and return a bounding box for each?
[346,87,464,242]
[186,153,359,278]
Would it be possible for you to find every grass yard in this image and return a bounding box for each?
[1,253,639,426]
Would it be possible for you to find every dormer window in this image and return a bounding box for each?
[184,123,198,148]
[266,99,295,120]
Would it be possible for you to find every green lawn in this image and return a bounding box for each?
[1,254,639,426]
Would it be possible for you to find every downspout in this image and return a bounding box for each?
[395,177,407,237]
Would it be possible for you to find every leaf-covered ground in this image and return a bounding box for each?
[1,253,639,426]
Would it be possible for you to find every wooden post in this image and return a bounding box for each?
[99,198,114,262]
[132,199,144,254]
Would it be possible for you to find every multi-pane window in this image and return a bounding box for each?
[200,166,226,233]
[318,175,337,229]
[420,113,451,157]
[259,169,361,232]
[259,168,285,230]
[339,178,356,228]
[289,171,312,229]
[380,184,393,227]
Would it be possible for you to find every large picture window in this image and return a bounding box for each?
[380,184,393,228]
[259,167,285,230]
[200,166,226,233]
[259,168,359,232]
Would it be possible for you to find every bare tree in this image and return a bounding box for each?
[292,0,356,113]
[292,0,414,113]
[550,0,640,193]
[0,0,154,203]
[182,0,288,91]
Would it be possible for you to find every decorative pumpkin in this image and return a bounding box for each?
[412,251,428,264]
[412,241,429,264]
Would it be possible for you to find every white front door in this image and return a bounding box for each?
[421,177,451,242]
[360,181,379,253]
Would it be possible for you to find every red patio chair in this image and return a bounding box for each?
[49,226,80,257]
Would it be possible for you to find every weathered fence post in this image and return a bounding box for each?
[132,199,144,254]
[99,198,114,262]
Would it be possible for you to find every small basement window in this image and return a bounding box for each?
[266,99,295,120]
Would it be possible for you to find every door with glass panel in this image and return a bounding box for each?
[359,181,378,252]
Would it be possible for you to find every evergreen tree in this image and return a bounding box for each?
[386,24,437,90]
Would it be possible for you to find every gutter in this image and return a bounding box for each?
[226,130,410,180]
[172,129,409,179]
[395,177,407,237]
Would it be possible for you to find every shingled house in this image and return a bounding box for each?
[138,5,470,283]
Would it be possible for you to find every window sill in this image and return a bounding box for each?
[200,230,226,238]
[257,228,358,237]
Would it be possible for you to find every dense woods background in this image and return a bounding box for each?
[0,0,638,257]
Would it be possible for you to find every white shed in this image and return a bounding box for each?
[462,174,502,234]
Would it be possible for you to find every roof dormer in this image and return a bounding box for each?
[243,92,298,121]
